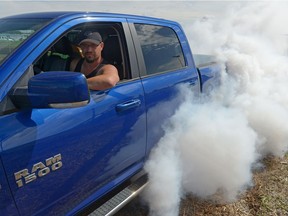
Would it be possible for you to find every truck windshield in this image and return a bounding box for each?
[0,18,51,64]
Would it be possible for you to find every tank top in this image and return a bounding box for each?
[74,58,108,78]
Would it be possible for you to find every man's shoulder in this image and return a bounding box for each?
[101,63,117,71]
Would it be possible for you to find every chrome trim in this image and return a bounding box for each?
[89,174,148,216]
[49,100,89,108]
[107,181,148,216]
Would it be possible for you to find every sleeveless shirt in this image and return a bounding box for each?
[74,58,108,78]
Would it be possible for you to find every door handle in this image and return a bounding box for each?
[116,99,141,112]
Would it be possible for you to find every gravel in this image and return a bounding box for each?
[116,153,288,216]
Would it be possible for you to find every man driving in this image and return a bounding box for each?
[70,32,119,90]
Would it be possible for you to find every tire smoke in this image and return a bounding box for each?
[143,2,288,216]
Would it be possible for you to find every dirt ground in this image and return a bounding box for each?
[116,153,288,216]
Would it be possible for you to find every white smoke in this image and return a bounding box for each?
[143,1,288,216]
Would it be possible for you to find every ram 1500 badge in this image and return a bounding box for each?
[14,154,62,188]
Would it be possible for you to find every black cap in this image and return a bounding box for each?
[79,32,102,45]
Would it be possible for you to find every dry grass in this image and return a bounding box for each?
[116,153,288,216]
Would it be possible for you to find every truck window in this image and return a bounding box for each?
[34,22,129,80]
[134,23,185,75]
[0,18,51,65]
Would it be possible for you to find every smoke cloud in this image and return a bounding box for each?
[143,2,288,216]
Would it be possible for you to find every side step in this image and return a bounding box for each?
[88,174,148,216]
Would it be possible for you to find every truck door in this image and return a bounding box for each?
[129,22,201,154]
[0,18,146,216]
[0,159,18,215]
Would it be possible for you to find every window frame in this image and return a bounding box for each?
[130,22,187,77]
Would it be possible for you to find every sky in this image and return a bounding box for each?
[1,1,287,52]
[0,1,251,22]
[0,1,287,38]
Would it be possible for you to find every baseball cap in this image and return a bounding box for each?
[79,32,102,45]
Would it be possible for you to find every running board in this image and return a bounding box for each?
[88,175,148,216]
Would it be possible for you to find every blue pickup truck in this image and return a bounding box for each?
[0,12,220,215]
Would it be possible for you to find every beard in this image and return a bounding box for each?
[84,52,96,63]
[85,58,95,63]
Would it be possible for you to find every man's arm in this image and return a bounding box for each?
[87,64,119,90]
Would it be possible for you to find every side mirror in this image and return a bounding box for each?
[11,72,90,109]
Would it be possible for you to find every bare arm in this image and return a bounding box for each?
[87,64,119,90]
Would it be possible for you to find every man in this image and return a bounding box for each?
[70,32,119,90]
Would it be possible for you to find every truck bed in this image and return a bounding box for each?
[194,54,221,93]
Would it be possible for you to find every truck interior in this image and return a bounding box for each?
[34,22,129,80]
